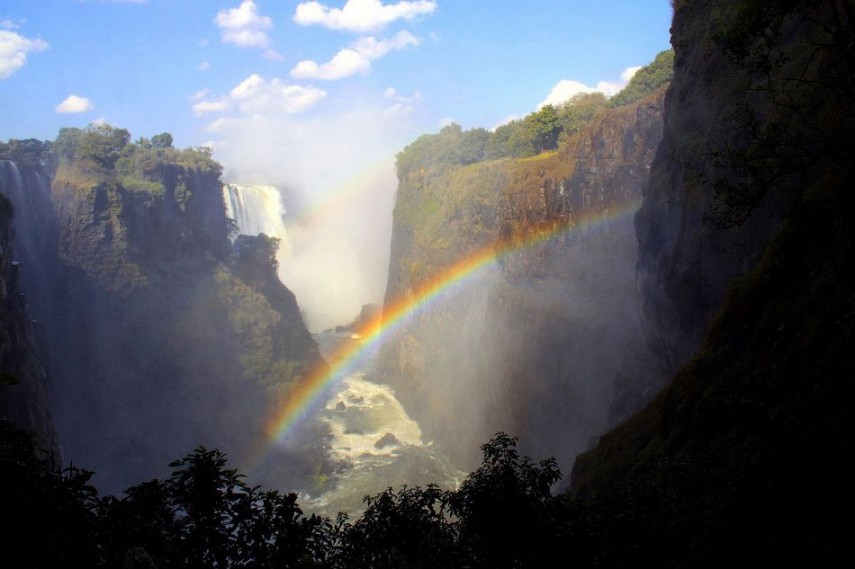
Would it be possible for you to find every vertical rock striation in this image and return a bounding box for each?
[378,90,666,472]
[1,134,325,493]
[571,2,855,564]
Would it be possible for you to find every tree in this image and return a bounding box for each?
[234,233,281,274]
[460,128,490,165]
[609,49,674,107]
[151,132,174,149]
[558,92,608,145]
[526,104,561,153]
[449,433,562,568]
[337,484,458,568]
[57,123,131,169]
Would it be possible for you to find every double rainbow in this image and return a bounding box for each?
[250,196,641,466]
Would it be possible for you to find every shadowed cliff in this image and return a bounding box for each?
[377,83,666,473]
[571,1,855,564]
[0,130,325,492]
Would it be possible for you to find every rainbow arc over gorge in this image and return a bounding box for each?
[249,196,642,468]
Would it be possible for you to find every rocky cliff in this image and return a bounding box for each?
[570,1,855,564]
[0,131,324,492]
[377,89,665,472]
[0,167,58,457]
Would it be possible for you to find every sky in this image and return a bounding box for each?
[0,0,673,330]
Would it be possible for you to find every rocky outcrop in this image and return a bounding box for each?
[1,137,325,493]
[377,90,665,471]
[570,1,855,564]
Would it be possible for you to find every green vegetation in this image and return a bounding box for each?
[0,423,582,568]
[51,123,221,188]
[608,49,675,107]
[234,233,281,275]
[0,138,53,169]
[395,50,673,179]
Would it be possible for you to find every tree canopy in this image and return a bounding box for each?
[609,49,675,107]
[395,50,673,179]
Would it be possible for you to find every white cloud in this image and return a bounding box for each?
[193,74,327,117]
[215,0,282,59]
[230,74,328,113]
[294,0,437,32]
[538,66,643,107]
[55,94,94,113]
[198,61,211,71]
[622,66,642,83]
[382,86,422,116]
[353,30,418,58]
[290,30,418,80]
[0,29,48,79]
[292,48,370,80]
[539,80,599,107]
[192,99,231,115]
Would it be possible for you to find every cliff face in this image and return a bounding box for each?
[378,90,665,471]
[571,1,855,564]
[0,136,324,492]
[0,166,58,455]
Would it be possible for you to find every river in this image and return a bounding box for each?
[297,330,463,517]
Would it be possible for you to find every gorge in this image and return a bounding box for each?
[2,0,854,565]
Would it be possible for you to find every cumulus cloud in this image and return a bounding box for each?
[55,94,94,113]
[539,66,643,107]
[292,49,370,80]
[621,66,642,83]
[230,74,328,113]
[294,0,436,33]
[192,99,231,115]
[291,30,418,80]
[192,74,326,117]
[215,0,282,60]
[0,29,48,79]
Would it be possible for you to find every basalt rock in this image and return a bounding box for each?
[377,89,666,472]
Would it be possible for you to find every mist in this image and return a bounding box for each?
[209,95,418,331]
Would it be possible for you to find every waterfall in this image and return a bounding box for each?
[223,183,287,241]
[0,160,58,322]
[223,183,293,275]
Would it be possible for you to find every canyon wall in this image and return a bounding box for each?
[0,135,324,492]
[377,89,666,472]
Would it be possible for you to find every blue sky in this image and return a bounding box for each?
[1,0,673,329]
[1,0,672,146]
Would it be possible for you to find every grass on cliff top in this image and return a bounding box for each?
[393,148,571,285]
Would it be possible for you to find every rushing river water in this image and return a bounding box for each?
[222,184,461,515]
[299,331,464,517]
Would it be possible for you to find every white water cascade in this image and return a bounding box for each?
[222,184,291,261]
[303,332,464,516]
[222,184,463,516]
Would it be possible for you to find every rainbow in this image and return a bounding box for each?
[249,196,641,466]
